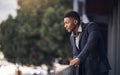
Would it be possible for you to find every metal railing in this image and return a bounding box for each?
[49,65,79,75]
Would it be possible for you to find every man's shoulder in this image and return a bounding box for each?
[83,22,100,34]
[86,22,97,27]
[81,22,96,29]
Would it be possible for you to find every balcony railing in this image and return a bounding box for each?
[49,65,79,75]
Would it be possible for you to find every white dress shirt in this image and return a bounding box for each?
[73,26,82,49]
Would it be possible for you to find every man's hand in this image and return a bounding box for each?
[70,58,80,66]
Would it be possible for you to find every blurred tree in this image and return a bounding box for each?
[0,0,72,65]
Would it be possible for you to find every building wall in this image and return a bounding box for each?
[108,0,120,75]
[73,0,119,75]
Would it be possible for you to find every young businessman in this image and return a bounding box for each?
[64,11,111,75]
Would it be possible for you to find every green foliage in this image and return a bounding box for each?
[0,0,72,65]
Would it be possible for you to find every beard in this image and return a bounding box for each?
[71,24,76,32]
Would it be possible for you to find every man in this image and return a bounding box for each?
[63,11,111,75]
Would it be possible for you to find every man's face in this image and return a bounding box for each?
[64,17,76,32]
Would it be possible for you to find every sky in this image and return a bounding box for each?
[0,0,20,23]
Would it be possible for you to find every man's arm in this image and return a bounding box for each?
[77,30,100,63]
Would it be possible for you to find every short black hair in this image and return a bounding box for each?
[64,11,81,25]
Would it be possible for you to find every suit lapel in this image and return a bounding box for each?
[79,23,86,50]
[71,35,80,53]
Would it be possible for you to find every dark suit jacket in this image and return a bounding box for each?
[70,22,111,75]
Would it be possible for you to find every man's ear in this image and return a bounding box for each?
[74,20,78,25]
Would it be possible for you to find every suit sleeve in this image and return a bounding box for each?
[76,24,101,62]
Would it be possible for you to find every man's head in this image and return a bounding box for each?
[64,11,81,32]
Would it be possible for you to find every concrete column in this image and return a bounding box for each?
[108,0,120,75]
[73,0,79,12]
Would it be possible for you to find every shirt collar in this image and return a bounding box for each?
[71,25,82,37]
[78,25,82,33]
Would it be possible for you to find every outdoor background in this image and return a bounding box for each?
[0,0,73,66]
[0,0,119,75]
